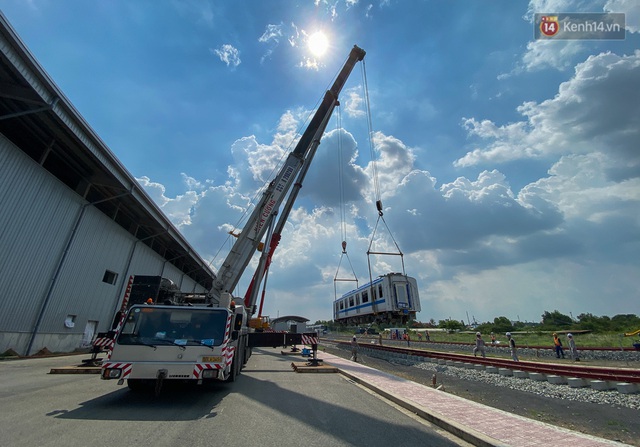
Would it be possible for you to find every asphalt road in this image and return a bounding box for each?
[0,349,472,447]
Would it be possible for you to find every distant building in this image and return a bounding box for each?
[270,316,310,333]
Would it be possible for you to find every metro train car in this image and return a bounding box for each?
[333,273,420,325]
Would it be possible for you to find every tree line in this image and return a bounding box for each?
[437,311,640,334]
[316,311,640,334]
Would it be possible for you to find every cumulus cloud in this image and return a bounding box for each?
[138,57,640,320]
[503,0,637,75]
[522,152,640,245]
[301,128,370,205]
[605,0,640,33]
[519,40,586,72]
[367,132,417,201]
[458,50,640,172]
[343,87,366,118]
[380,168,563,255]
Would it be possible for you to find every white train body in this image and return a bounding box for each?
[333,273,421,325]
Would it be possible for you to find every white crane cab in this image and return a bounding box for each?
[101,298,249,390]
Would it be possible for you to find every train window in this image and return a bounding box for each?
[356,294,360,305]
[339,301,344,310]
[349,296,354,307]
[395,283,409,308]
[362,290,369,303]
[378,284,383,298]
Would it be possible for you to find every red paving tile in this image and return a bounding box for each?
[320,352,631,447]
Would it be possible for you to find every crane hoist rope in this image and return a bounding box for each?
[337,106,347,245]
[333,56,410,315]
[360,59,406,319]
[226,46,366,313]
[362,60,382,211]
[333,104,359,301]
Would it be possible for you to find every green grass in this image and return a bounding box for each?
[437,331,638,348]
[342,330,640,349]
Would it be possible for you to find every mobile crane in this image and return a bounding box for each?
[100,45,366,391]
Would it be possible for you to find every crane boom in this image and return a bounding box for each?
[212,45,366,300]
[101,47,367,391]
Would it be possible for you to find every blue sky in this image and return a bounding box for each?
[2,0,639,326]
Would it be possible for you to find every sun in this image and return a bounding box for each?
[308,31,329,57]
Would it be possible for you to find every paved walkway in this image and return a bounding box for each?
[320,352,631,447]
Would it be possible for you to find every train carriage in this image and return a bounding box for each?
[333,273,420,325]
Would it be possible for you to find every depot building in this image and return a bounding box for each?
[0,14,215,356]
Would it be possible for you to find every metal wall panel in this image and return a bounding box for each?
[0,138,165,353]
[0,135,212,354]
[38,205,137,333]
[0,135,83,334]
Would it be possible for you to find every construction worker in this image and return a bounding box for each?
[350,336,359,362]
[567,333,580,361]
[473,332,486,358]
[506,332,519,361]
[553,333,565,358]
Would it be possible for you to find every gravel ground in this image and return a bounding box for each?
[321,344,640,446]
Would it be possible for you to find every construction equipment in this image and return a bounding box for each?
[100,45,366,392]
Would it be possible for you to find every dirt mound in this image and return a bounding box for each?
[2,348,20,357]
[32,347,53,357]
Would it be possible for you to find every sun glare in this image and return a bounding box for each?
[308,31,329,57]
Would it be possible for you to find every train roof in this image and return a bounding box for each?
[335,273,415,300]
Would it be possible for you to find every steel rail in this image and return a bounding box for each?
[327,340,640,383]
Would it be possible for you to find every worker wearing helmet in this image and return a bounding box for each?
[350,335,359,362]
[553,333,565,359]
[473,332,486,358]
[567,333,580,361]
[146,298,154,305]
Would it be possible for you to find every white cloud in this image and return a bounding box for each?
[301,128,370,205]
[605,0,640,33]
[259,24,284,43]
[522,152,640,227]
[368,132,417,201]
[212,44,241,68]
[138,61,639,321]
[231,136,286,186]
[520,40,585,72]
[514,0,593,74]
[343,87,366,118]
[507,0,637,75]
[298,57,321,71]
[458,50,640,171]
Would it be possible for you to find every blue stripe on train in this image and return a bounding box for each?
[335,298,386,317]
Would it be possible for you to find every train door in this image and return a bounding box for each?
[394,280,410,310]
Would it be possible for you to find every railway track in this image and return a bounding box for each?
[322,338,640,384]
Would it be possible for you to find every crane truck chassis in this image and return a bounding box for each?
[101,45,366,391]
[101,277,320,390]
